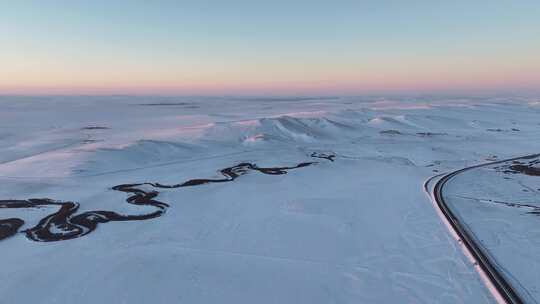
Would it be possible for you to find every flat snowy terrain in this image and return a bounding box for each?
[1,96,540,303]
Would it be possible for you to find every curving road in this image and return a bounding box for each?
[430,154,540,304]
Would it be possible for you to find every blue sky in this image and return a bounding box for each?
[1,0,539,95]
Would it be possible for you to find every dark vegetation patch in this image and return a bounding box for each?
[380,129,402,135]
[81,126,109,130]
[494,158,540,176]
[487,128,520,132]
[416,132,448,137]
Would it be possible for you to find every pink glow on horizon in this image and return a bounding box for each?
[1,67,539,96]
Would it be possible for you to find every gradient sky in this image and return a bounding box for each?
[1,0,539,95]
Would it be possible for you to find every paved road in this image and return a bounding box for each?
[431,154,540,304]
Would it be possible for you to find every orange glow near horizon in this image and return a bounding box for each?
[2,51,539,95]
[2,68,538,96]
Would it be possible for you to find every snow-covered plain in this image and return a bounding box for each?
[1,95,540,303]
